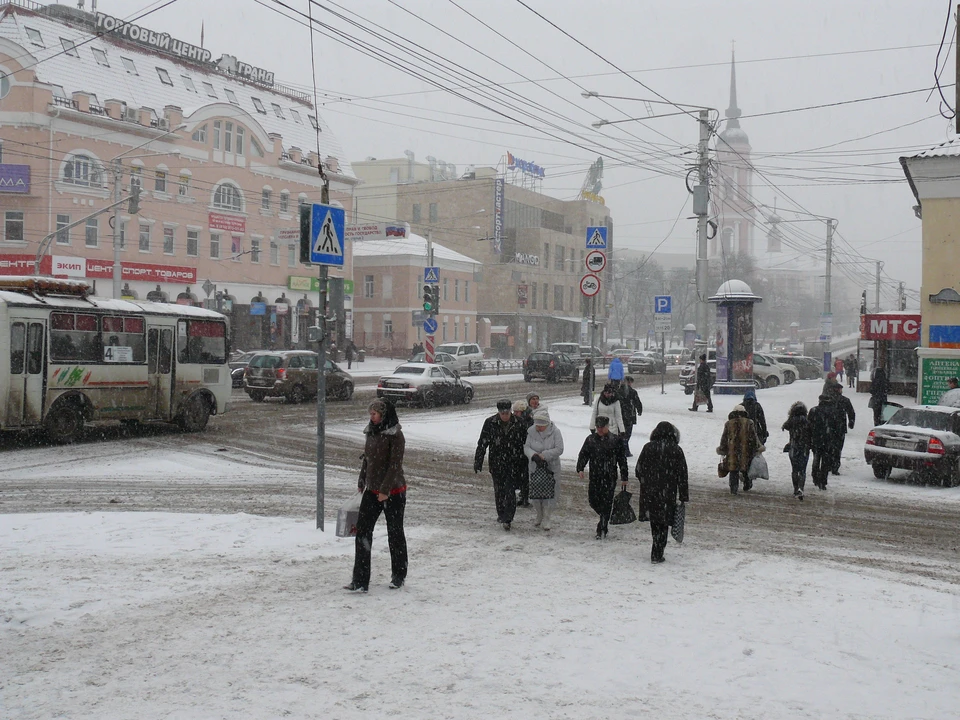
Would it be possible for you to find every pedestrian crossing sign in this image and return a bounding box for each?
[309,203,345,266]
[424,266,440,284]
[585,226,607,249]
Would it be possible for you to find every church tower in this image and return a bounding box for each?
[711,49,757,258]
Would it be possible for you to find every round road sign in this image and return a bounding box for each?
[580,273,601,297]
[585,249,606,273]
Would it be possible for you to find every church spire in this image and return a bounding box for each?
[725,46,741,129]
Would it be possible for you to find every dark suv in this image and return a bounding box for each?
[244,351,354,403]
[524,352,579,382]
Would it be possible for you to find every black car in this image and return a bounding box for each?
[523,352,579,382]
[864,405,960,486]
[229,351,259,388]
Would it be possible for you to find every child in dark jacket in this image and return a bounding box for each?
[782,401,811,500]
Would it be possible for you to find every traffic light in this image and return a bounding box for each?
[128,183,141,214]
[299,204,312,265]
[422,284,434,313]
[431,285,440,314]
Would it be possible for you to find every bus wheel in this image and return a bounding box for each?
[179,395,210,432]
[45,403,84,444]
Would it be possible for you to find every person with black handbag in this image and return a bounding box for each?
[635,421,689,563]
[524,407,564,531]
[577,415,629,540]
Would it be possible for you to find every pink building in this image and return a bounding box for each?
[0,2,357,350]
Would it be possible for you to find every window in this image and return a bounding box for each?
[210,233,221,259]
[465,280,470,303]
[554,285,564,311]
[179,174,190,196]
[187,229,199,257]
[139,223,150,252]
[569,286,574,312]
[4,211,24,243]
[531,282,537,309]
[383,274,393,300]
[191,124,207,143]
[308,115,319,129]
[464,318,469,342]
[85,218,98,248]
[252,97,267,114]
[542,283,548,310]
[121,57,137,74]
[250,237,261,263]
[270,238,279,264]
[56,214,70,245]
[50,313,100,363]
[63,155,103,187]
[455,279,460,302]
[287,242,296,267]
[177,319,226,365]
[230,235,242,258]
[454,319,458,341]
[163,226,175,255]
[213,183,242,211]
[443,278,448,301]
[155,170,166,193]
[224,122,233,153]
[383,317,393,337]
[225,88,239,105]
[442,321,448,341]
[182,75,197,93]
[412,204,421,223]
[235,126,244,155]
[251,138,264,158]
[60,38,79,57]
[101,316,146,363]
[92,47,108,66]
[290,109,302,124]
[429,202,438,223]
[25,27,44,47]
[156,68,173,85]
[544,243,550,267]
[213,120,221,150]
[271,103,285,119]
[280,191,289,213]
[202,82,217,98]
[364,275,374,298]
[556,245,565,271]
[261,188,271,210]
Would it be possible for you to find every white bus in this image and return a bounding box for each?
[0,277,231,442]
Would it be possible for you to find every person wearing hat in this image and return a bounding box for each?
[741,388,768,444]
[577,415,629,540]
[523,392,541,427]
[690,354,714,412]
[475,398,527,530]
[524,407,564,530]
[345,399,408,592]
[590,383,626,436]
[636,421,689,562]
[512,400,532,507]
[717,403,764,494]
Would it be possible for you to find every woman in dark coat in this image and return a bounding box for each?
[781,401,811,500]
[635,421,689,563]
[577,416,629,540]
[741,388,768,443]
[345,399,408,592]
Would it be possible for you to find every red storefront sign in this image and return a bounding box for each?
[1,254,196,283]
[209,212,246,234]
[0,254,49,275]
[860,313,921,341]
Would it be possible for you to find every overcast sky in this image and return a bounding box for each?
[95,0,956,309]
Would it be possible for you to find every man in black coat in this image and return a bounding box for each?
[870,360,889,426]
[475,399,527,530]
[689,354,713,412]
[619,376,644,457]
[830,384,855,474]
[577,415,629,540]
[635,421,689,563]
[808,394,841,490]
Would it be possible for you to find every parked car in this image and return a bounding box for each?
[756,352,797,384]
[376,362,474,407]
[628,351,666,374]
[578,345,605,360]
[434,342,484,375]
[230,351,258,388]
[664,348,692,365]
[771,354,823,380]
[524,352,579,382]
[609,348,634,363]
[864,405,960,486]
[244,351,354,402]
[550,342,580,357]
[407,351,458,371]
[752,353,785,388]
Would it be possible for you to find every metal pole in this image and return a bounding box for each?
[425,230,435,363]
[824,218,834,373]
[111,160,123,298]
[660,331,665,394]
[875,260,882,312]
[315,174,330,531]
[695,109,711,352]
[589,295,596,405]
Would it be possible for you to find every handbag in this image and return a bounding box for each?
[336,492,363,538]
[694,389,708,404]
[747,453,769,480]
[528,465,556,500]
[671,502,685,543]
[717,458,729,478]
[609,489,637,525]
[867,396,876,409]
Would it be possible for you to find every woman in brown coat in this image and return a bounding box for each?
[717,404,764,495]
[345,399,408,592]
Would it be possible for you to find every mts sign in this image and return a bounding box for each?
[861,313,921,341]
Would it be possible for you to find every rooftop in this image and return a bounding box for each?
[351,234,477,265]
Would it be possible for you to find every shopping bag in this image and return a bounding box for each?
[747,453,769,480]
[694,390,708,405]
[528,466,556,500]
[336,492,363,537]
[671,502,685,543]
[609,490,637,525]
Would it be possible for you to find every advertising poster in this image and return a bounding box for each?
[493,178,504,255]
[715,306,728,382]
[730,304,754,381]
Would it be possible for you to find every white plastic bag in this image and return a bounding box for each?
[336,492,363,537]
[747,453,769,481]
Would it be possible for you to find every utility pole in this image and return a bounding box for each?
[823,218,835,372]
[425,230,436,363]
[111,160,123,299]
[956,3,959,135]
[315,166,330,532]
[694,109,711,351]
[875,260,882,312]
[898,281,906,311]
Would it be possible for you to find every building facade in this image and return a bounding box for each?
[0,2,357,350]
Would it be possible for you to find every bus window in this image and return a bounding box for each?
[10,322,25,374]
[159,329,172,374]
[177,320,227,364]
[26,323,43,374]
[102,316,146,362]
[50,312,99,362]
[147,329,159,373]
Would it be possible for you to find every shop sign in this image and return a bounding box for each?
[250,302,267,316]
[0,254,45,274]
[0,164,30,193]
[85,260,197,283]
[507,151,545,178]
[920,357,960,403]
[209,212,246,234]
[288,275,322,292]
[861,313,921,341]
[343,279,354,294]
[276,228,299,244]
[51,256,85,277]
[275,303,289,315]
[345,223,408,241]
[493,178,504,254]
[514,252,540,266]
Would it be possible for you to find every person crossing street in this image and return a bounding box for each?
[475,399,527,531]
[577,415,629,540]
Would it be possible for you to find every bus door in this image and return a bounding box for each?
[6,319,45,427]
[147,327,174,419]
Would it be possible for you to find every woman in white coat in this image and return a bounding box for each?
[590,383,626,435]
[524,407,564,530]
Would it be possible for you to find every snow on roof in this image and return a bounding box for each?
[0,6,353,178]
[907,138,960,160]
[351,234,477,265]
